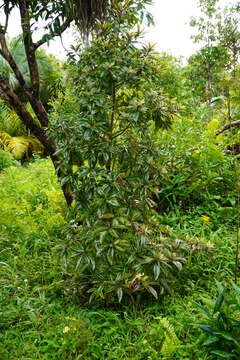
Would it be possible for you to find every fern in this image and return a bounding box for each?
[0,131,43,160]
[156,317,180,358]
[0,101,27,136]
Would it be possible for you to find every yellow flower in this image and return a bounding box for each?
[200,215,210,223]
[63,326,71,333]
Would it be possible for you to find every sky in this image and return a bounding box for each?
[40,0,203,60]
[144,0,201,59]
[1,0,233,60]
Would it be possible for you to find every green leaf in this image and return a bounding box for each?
[146,286,158,299]
[153,263,160,280]
[199,324,213,333]
[173,261,182,271]
[194,302,212,318]
[61,176,69,185]
[210,350,233,358]
[117,288,123,303]
[202,336,219,346]
[214,293,225,314]
[215,313,225,331]
[107,199,120,207]
[214,331,240,347]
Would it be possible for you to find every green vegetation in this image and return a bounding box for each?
[0,157,238,359]
[1,0,240,358]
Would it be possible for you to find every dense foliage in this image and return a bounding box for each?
[1,0,240,358]
[49,5,181,303]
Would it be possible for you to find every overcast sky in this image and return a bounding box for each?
[43,0,203,60]
[2,0,233,60]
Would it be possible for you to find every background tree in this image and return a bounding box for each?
[190,0,222,103]
[0,35,62,136]
[217,3,240,82]
[185,45,229,103]
[187,0,240,131]
[0,0,117,205]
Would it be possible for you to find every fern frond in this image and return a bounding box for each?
[7,137,29,160]
[156,317,180,358]
[0,131,12,148]
[0,131,43,160]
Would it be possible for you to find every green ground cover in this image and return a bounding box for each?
[1,159,239,359]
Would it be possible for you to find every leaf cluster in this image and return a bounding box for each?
[196,282,240,359]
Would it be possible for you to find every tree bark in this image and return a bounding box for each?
[216,119,240,136]
[19,0,40,95]
[0,3,78,206]
[0,76,74,205]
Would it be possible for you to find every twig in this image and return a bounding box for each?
[112,124,131,139]
[216,119,240,136]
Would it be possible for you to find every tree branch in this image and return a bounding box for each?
[216,119,240,135]
[0,75,55,154]
[34,17,73,50]
[0,33,29,89]
[19,0,40,95]
[0,32,49,128]
[112,124,131,139]
[0,87,11,105]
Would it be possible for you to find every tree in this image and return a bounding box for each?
[189,0,240,128]
[185,45,228,103]
[217,3,240,81]
[49,7,181,303]
[152,52,184,101]
[0,35,62,138]
[188,0,234,104]
[0,0,116,205]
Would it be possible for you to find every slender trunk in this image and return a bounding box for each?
[206,62,212,105]
[51,154,74,207]
[0,3,76,207]
[0,77,74,206]
[106,84,116,172]
[227,94,231,122]
[232,46,237,83]
[19,0,40,95]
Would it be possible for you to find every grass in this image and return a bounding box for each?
[0,158,238,359]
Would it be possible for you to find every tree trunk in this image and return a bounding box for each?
[0,3,75,207]
[0,75,74,206]
[51,154,74,207]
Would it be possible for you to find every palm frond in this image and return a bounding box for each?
[68,0,111,35]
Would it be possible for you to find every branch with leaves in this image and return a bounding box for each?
[216,119,240,135]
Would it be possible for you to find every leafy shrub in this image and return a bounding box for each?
[196,282,240,359]
[50,3,181,304]
[156,114,238,225]
[0,131,43,161]
[63,219,185,304]
[0,149,17,170]
[0,158,67,232]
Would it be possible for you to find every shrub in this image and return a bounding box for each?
[50,3,181,304]
[196,282,240,359]
[0,149,17,170]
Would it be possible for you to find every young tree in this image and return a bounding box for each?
[189,0,240,118]
[0,0,114,205]
[49,5,181,303]
[185,44,229,103]
[217,3,240,81]
[190,0,222,103]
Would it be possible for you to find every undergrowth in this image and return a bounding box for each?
[0,158,238,359]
